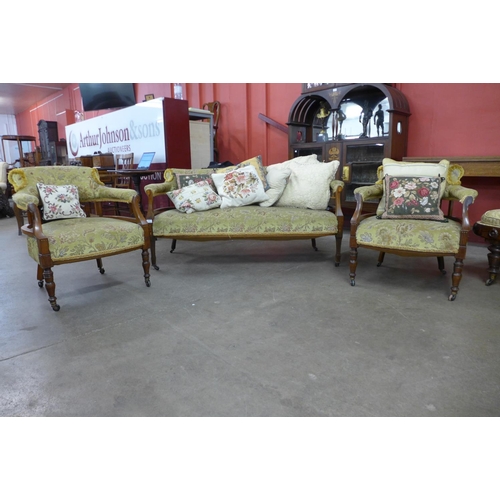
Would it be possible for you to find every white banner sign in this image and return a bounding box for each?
[65,98,166,163]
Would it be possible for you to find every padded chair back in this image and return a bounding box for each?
[8,166,104,208]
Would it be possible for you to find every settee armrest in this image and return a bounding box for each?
[144,179,177,220]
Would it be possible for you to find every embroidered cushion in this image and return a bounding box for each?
[175,172,216,190]
[167,180,222,214]
[376,159,449,215]
[36,183,87,221]
[216,155,269,190]
[380,175,446,221]
[211,165,269,208]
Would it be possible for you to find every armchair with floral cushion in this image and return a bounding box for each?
[8,166,151,311]
[349,158,478,301]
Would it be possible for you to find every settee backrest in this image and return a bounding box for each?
[9,166,104,205]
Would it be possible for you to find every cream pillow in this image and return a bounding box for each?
[211,165,269,208]
[37,183,87,221]
[259,166,292,207]
[376,159,449,215]
[268,158,339,210]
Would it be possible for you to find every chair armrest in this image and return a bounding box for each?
[21,202,47,240]
[354,184,383,201]
[329,180,344,220]
[12,192,39,211]
[330,179,344,193]
[91,185,137,203]
[444,185,479,203]
[350,185,384,228]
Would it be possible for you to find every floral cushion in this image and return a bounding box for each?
[216,155,269,190]
[259,166,292,207]
[167,180,221,214]
[380,175,445,221]
[376,159,449,215]
[37,183,87,221]
[175,172,215,190]
[211,165,268,208]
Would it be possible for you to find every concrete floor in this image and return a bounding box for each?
[1,214,499,417]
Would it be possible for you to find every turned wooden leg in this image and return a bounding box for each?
[37,265,44,287]
[142,249,151,287]
[349,247,358,286]
[377,251,385,267]
[170,239,177,254]
[42,267,60,311]
[437,256,446,275]
[449,258,464,301]
[333,234,342,267]
[486,242,500,285]
[13,204,24,236]
[96,258,105,274]
[151,236,159,270]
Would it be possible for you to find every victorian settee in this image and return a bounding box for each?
[144,155,344,270]
[8,166,152,311]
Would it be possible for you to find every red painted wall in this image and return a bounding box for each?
[14,83,500,242]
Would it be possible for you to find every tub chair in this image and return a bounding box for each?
[8,166,151,311]
[349,158,478,301]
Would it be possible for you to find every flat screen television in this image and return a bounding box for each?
[79,83,136,111]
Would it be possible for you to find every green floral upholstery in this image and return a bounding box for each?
[350,160,478,301]
[480,209,500,228]
[356,217,462,253]
[26,218,145,263]
[9,166,136,210]
[152,205,339,239]
[145,168,345,269]
[8,166,151,311]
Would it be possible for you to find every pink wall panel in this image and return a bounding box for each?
[400,83,500,157]
[13,83,500,238]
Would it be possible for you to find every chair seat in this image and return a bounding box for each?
[356,216,462,253]
[479,209,500,228]
[26,217,145,263]
[152,205,339,239]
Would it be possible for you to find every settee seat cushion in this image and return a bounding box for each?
[27,217,145,264]
[152,205,339,239]
[356,216,462,253]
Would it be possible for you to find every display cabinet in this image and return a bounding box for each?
[288,83,410,208]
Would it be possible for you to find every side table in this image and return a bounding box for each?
[473,209,500,286]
